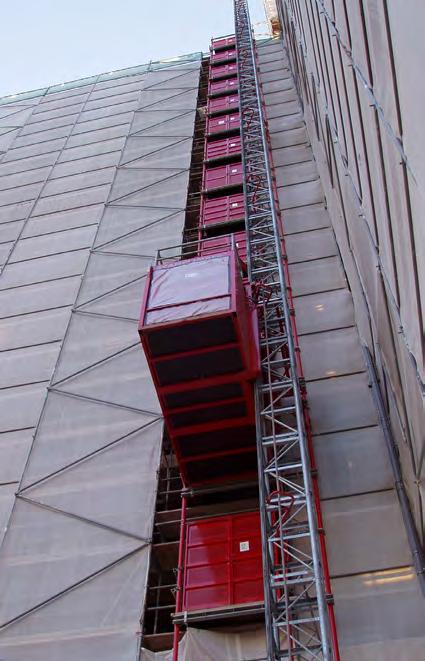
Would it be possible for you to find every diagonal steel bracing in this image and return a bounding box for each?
[233,1,333,658]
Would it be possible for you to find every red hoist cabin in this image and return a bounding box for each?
[139,250,259,486]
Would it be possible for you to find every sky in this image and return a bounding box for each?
[0,0,268,98]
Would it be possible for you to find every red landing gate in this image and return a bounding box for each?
[182,511,263,612]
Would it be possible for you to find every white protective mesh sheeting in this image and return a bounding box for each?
[140,627,267,660]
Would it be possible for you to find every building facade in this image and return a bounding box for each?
[0,55,201,660]
[0,2,424,659]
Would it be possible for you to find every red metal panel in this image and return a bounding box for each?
[200,192,245,227]
[181,449,258,487]
[211,35,236,51]
[203,162,243,192]
[198,231,246,262]
[208,77,238,97]
[182,445,258,487]
[183,511,263,611]
[207,93,239,115]
[234,231,247,263]
[209,62,238,81]
[210,48,236,65]
[166,388,255,433]
[205,135,241,161]
[206,112,240,137]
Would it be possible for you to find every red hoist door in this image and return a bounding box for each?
[183,511,264,612]
[208,77,238,97]
[205,135,241,161]
[201,192,245,227]
[209,62,238,80]
[203,162,243,192]
[211,35,236,51]
[198,231,247,266]
[210,48,237,64]
[207,93,239,115]
[207,113,240,137]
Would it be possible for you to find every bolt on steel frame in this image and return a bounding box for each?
[233,0,333,658]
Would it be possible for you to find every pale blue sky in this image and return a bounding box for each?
[1,0,267,97]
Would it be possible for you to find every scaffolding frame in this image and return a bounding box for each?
[233,1,332,658]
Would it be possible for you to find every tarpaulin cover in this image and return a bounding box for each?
[146,296,231,325]
[140,626,267,660]
[145,256,231,325]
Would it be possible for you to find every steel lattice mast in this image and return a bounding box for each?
[233,1,333,658]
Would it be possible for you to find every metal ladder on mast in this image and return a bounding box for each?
[233,1,333,658]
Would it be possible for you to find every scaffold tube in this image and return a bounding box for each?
[172,495,187,661]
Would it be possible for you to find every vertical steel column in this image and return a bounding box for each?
[233,1,332,658]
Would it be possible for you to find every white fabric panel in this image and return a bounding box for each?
[56,345,161,414]
[0,342,60,388]
[0,484,16,546]
[0,550,149,660]
[24,422,162,538]
[0,430,34,483]
[272,0,425,563]
[51,312,138,385]
[323,491,410,576]
[11,225,97,262]
[0,249,90,290]
[141,627,267,660]
[22,204,104,238]
[21,391,157,488]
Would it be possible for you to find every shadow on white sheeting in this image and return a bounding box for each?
[140,626,267,660]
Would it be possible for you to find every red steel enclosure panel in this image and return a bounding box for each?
[183,511,264,611]
[210,48,237,64]
[198,231,246,262]
[203,162,243,191]
[208,77,238,97]
[207,93,239,115]
[206,113,240,136]
[209,62,238,80]
[211,35,236,51]
[201,192,245,227]
[205,135,241,161]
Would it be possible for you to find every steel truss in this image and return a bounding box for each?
[234,1,333,659]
